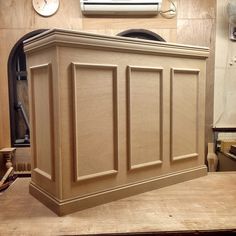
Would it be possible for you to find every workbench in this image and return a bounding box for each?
[0,173,236,235]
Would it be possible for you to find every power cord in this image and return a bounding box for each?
[160,0,177,19]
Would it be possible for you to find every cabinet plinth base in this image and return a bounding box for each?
[29,166,207,216]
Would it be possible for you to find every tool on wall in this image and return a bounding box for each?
[15,102,30,144]
[159,0,176,19]
[227,0,236,40]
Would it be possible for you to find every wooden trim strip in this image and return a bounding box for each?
[71,62,119,182]
[24,29,209,58]
[170,68,200,162]
[127,65,163,171]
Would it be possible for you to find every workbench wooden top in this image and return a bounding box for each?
[0,173,236,235]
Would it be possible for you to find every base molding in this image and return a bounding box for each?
[29,165,207,216]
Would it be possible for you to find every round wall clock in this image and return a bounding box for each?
[32,0,60,17]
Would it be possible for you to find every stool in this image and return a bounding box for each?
[0,148,16,186]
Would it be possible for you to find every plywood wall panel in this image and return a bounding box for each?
[33,0,83,30]
[0,29,30,148]
[177,19,215,47]
[176,0,216,145]
[82,17,176,30]
[83,28,176,44]
[177,0,216,19]
[0,0,216,156]
[0,0,177,149]
[205,43,216,144]
[0,0,35,29]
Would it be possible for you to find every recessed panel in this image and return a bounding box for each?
[72,63,118,181]
[30,64,54,180]
[170,68,199,161]
[127,66,163,170]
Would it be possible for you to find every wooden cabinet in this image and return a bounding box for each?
[24,29,209,216]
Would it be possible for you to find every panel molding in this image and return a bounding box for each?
[127,65,163,171]
[170,68,200,162]
[30,63,55,181]
[71,62,118,182]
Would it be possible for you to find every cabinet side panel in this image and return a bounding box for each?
[30,64,55,180]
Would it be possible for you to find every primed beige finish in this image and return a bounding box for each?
[0,0,177,150]
[24,29,209,215]
[127,66,163,170]
[72,63,118,181]
[0,1,216,173]
[30,64,55,181]
[170,69,200,161]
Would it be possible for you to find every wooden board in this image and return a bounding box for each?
[176,0,216,146]
[0,173,236,235]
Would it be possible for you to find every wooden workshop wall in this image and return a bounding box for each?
[176,0,216,148]
[214,0,236,128]
[0,0,215,152]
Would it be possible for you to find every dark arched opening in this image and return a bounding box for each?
[117,29,166,42]
[8,29,47,147]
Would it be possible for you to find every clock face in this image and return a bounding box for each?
[32,0,60,17]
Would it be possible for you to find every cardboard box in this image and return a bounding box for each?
[220,140,236,153]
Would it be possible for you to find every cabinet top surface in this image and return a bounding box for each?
[24,28,209,58]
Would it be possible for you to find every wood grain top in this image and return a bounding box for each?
[0,173,236,234]
[0,147,16,153]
